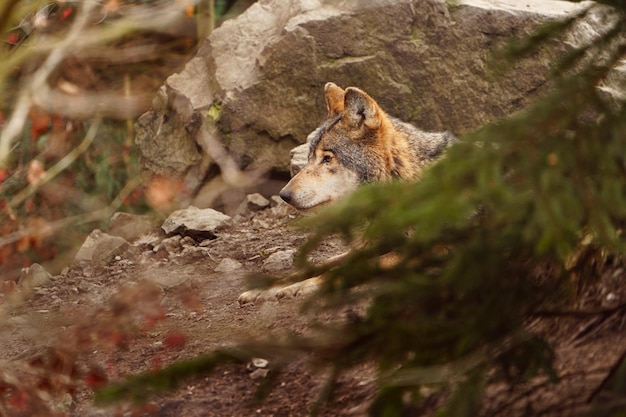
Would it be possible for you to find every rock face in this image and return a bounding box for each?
[135,0,581,202]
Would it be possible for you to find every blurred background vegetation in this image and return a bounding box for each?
[0,0,254,280]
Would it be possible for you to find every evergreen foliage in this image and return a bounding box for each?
[97,1,626,415]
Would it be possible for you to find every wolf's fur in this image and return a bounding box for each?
[238,83,455,304]
[279,82,456,210]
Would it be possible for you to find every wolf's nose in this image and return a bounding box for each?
[279,188,292,205]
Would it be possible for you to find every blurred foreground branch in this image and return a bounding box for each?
[0,173,142,249]
[7,116,102,208]
[0,0,98,167]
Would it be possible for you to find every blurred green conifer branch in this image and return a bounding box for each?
[289,1,626,413]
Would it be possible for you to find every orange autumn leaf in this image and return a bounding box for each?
[102,0,121,14]
[24,216,52,247]
[85,366,108,389]
[27,160,46,185]
[28,107,50,139]
[163,330,186,349]
[146,177,182,208]
[16,236,30,252]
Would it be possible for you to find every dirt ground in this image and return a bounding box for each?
[0,201,625,417]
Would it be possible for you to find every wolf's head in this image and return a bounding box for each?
[279,82,392,211]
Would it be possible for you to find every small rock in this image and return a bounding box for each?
[234,193,271,217]
[74,230,129,266]
[81,264,95,277]
[180,236,197,247]
[181,245,209,258]
[244,193,271,211]
[249,368,270,380]
[232,214,246,224]
[159,235,183,254]
[252,358,269,368]
[269,195,283,207]
[93,235,130,266]
[74,229,103,264]
[19,263,53,288]
[162,206,231,241]
[215,258,243,273]
[253,218,270,229]
[262,249,295,272]
[199,235,222,247]
[289,142,309,176]
[56,393,74,413]
[77,280,93,293]
[108,212,160,242]
[135,231,166,248]
[270,196,294,218]
[154,248,169,261]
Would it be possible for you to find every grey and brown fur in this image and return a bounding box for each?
[238,83,455,304]
[279,82,456,210]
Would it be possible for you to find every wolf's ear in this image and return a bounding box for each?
[343,87,382,130]
[324,82,345,117]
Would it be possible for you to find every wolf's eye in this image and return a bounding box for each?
[321,154,332,163]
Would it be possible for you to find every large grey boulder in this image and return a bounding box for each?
[134,0,584,201]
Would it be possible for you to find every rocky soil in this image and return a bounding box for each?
[1,195,625,416]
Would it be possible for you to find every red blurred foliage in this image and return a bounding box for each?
[109,330,129,350]
[85,367,109,389]
[59,5,75,21]
[29,107,51,140]
[137,403,159,415]
[151,355,163,373]
[163,330,187,349]
[143,309,167,331]
[123,187,144,207]
[24,198,34,213]
[7,388,28,410]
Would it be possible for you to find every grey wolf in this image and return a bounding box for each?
[278,82,456,211]
[238,82,455,304]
